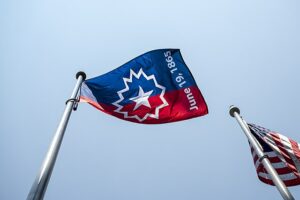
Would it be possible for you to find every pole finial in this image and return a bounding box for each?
[76,71,86,81]
[229,105,240,117]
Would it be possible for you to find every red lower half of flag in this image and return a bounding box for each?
[80,86,208,124]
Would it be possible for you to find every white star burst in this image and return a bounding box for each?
[112,68,168,122]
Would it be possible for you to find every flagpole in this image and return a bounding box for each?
[27,71,86,200]
[229,105,294,200]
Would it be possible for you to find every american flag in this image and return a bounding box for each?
[248,123,300,187]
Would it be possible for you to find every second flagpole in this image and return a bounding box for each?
[27,71,86,200]
[229,105,294,200]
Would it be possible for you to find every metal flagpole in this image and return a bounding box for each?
[229,105,295,200]
[27,71,86,200]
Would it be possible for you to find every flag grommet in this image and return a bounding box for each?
[258,154,268,163]
[65,98,79,105]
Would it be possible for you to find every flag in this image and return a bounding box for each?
[80,49,208,124]
[248,123,300,186]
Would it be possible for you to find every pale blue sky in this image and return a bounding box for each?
[1,0,300,199]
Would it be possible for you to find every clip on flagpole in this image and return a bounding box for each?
[229,105,295,200]
[27,71,86,200]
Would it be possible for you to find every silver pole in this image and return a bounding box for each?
[27,71,86,200]
[229,106,294,200]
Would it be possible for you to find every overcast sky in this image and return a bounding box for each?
[1,0,300,199]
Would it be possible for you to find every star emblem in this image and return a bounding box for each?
[129,86,153,111]
[112,68,168,122]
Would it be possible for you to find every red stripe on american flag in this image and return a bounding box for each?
[258,175,300,187]
[256,166,292,175]
[290,139,300,161]
[268,156,282,163]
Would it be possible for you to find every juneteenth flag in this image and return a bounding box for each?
[80,49,208,124]
[248,123,300,186]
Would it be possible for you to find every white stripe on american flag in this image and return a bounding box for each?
[258,172,297,181]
